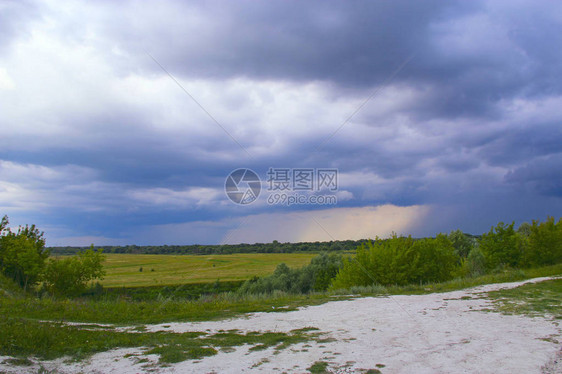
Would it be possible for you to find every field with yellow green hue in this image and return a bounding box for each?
[99,253,317,287]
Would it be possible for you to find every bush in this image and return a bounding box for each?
[43,246,106,297]
[522,217,562,267]
[238,253,342,295]
[479,222,520,270]
[448,229,475,258]
[463,246,486,277]
[517,222,532,237]
[331,234,459,289]
[0,216,49,290]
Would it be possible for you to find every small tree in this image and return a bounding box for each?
[407,234,459,284]
[479,222,520,270]
[448,229,474,258]
[517,222,532,237]
[43,246,105,297]
[0,216,49,290]
[465,246,486,277]
[522,217,562,267]
[331,234,459,289]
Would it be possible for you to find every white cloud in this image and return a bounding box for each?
[130,187,223,208]
[0,67,15,90]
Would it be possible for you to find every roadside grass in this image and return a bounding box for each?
[381,263,562,296]
[328,263,562,296]
[0,317,321,364]
[100,280,245,302]
[93,253,317,287]
[1,263,560,326]
[0,291,343,325]
[485,278,562,319]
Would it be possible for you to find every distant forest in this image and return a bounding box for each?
[48,234,482,255]
[48,239,375,255]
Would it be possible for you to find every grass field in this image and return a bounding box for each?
[98,253,317,287]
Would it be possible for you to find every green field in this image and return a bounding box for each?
[98,253,317,287]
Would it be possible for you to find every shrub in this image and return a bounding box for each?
[43,246,106,297]
[238,253,342,295]
[517,222,532,237]
[408,235,459,283]
[0,216,49,290]
[522,217,562,267]
[479,222,520,270]
[448,229,475,258]
[464,246,486,277]
[331,234,459,289]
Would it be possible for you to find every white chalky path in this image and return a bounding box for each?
[1,276,560,373]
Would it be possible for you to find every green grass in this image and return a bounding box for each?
[308,360,330,373]
[374,263,562,296]
[0,289,343,325]
[100,281,245,301]
[485,278,562,319]
[1,357,34,366]
[0,273,23,297]
[1,264,560,326]
[95,253,317,287]
[0,317,320,364]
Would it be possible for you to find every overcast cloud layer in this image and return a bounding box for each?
[1,0,561,245]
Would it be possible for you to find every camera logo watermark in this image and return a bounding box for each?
[225,168,338,206]
[225,168,261,205]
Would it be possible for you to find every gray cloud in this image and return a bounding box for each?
[505,154,562,198]
[1,0,561,244]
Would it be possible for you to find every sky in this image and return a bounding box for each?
[1,0,561,246]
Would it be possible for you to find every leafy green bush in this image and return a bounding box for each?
[517,222,532,237]
[331,234,459,289]
[448,229,475,258]
[522,217,562,267]
[42,246,106,297]
[478,222,520,270]
[0,216,49,290]
[463,246,486,277]
[238,253,342,295]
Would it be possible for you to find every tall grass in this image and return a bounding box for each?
[1,263,560,326]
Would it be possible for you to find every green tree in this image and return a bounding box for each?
[331,234,459,289]
[478,222,520,270]
[522,217,562,267]
[237,253,343,295]
[517,222,532,237]
[308,253,343,291]
[407,234,459,284]
[43,246,106,297]
[0,216,49,290]
[464,246,486,277]
[448,229,474,258]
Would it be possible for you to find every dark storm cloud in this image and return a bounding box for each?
[477,122,562,167]
[2,0,562,244]
[505,154,562,198]
[104,0,562,121]
[123,1,449,83]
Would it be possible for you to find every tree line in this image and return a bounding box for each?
[49,239,369,255]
